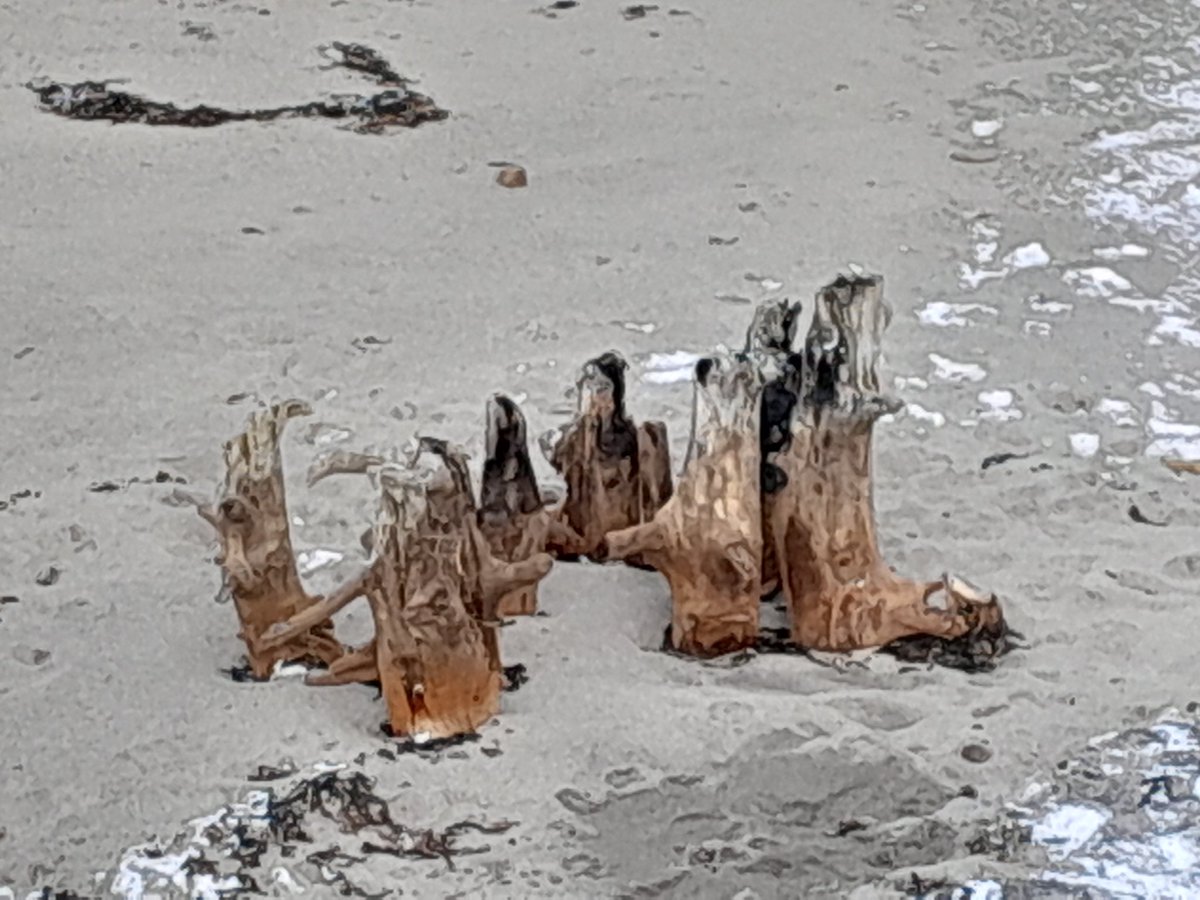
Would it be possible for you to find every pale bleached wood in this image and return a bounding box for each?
[202,400,347,679]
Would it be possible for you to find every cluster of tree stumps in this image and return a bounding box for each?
[200,273,1011,740]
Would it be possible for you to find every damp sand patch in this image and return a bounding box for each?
[919,708,1200,899]
[26,42,448,135]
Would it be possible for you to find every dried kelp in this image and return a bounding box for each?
[881,621,1024,673]
[107,767,516,897]
[27,43,447,134]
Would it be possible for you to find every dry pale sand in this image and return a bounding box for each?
[3,0,1200,896]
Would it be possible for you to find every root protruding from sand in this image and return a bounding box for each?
[543,351,673,565]
[764,275,1007,653]
[601,353,766,657]
[477,394,569,615]
[201,400,348,680]
[256,435,552,739]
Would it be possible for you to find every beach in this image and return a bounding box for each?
[2,0,1200,896]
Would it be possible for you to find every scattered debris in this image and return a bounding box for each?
[88,471,187,493]
[248,762,298,782]
[707,235,739,246]
[14,345,35,359]
[0,595,18,605]
[502,663,529,692]
[35,566,60,587]
[13,645,51,666]
[1128,504,1167,527]
[622,4,659,18]
[0,488,42,512]
[949,150,1002,164]
[181,20,217,41]
[981,451,1031,470]
[496,164,528,188]
[351,334,392,352]
[537,0,579,15]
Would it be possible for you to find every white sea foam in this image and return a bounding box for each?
[1026,294,1074,314]
[1096,398,1139,427]
[1004,241,1052,269]
[929,353,987,383]
[1023,320,1053,337]
[971,118,1003,139]
[916,301,998,327]
[905,403,946,427]
[1031,804,1112,858]
[978,389,1022,421]
[1093,243,1151,260]
[1070,433,1101,457]
[297,548,343,575]
[642,350,701,384]
[1063,266,1133,298]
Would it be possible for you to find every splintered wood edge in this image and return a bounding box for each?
[812,273,890,398]
[744,297,803,356]
[222,399,313,485]
[374,464,430,555]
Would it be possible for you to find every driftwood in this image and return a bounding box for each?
[200,401,347,680]
[259,438,553,738]
[544,351,674,563]
[477,394,577,615]
[741,297,804,598]
[600,354,766,656]
[764,275,1006,651]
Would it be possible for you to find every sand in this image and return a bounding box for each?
[2,0,1200,896]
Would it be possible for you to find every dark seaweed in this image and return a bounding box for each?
[27,44,447,135]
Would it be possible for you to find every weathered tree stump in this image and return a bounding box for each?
[765,274,1006,651]
[741,297,804,598]
[599,354,765,657]
[199,400,347,680]
[259,438,553,738]
[543,351,673,564]
[477,394,576,616]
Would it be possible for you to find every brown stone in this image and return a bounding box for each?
[496,165,527,188]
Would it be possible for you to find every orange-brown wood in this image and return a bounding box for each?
[258,437,552,738]
[200,401,347,680]
[544,351,673,563]
[765,275,1006,651]
[601,354,765,656]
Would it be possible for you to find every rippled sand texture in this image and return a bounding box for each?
[3,0,1200,897]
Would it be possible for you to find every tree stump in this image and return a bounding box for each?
[544,351,673,565]
[258,438,553,738]
[199,400,348,680]
[765,274,1006,651]
[477,394,575,616]
[741,297,804,598]
[599,353,765,656]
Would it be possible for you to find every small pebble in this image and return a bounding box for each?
[13,645,51,667]
[496,165,528,188]
[35,566,60,587]
[961,743,992,763]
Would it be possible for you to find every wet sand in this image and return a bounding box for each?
[2,0,1200,896]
